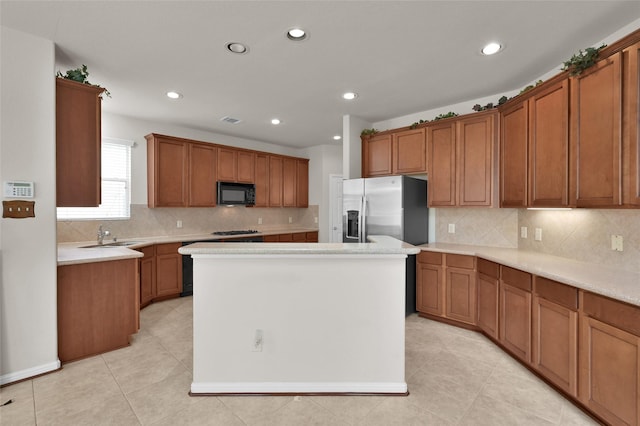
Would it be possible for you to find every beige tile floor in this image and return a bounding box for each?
[1,296,598,425]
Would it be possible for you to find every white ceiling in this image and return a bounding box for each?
[2,1,639,149]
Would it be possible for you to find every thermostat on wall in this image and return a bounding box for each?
[4,181,35,198]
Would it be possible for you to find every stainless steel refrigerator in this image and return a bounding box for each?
[342,175,428,315]
[343,175,428,245]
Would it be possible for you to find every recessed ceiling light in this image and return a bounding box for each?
[271,118,281,125]
[481,42,502,55]
[287,28,308,41]
[226,42,248,54]
[333,135,342,141]
[166,91,182,99]
[342,92,358,100]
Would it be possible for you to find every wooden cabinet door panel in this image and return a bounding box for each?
[477,273,499,339]
[427,122,456,206]
[139,246,156,307]
[297,159,309,208]
[500,101,529,207]
[188,144,217,207]
[579,316,640,426]
[457,113,494,206]
[528,80,570,207]
[152,137,188,207]
[363,134,393,177]
[500,282,532,362]
[446,267,476,324]
[254,154,269,207]
[56,78,104,207]
[283,157,297,207]
[268,156,283,207]
[570,53,622,207]
[237,151,255,183]
[417,263,443,316]
[533,296,578,396]
[155,243,182,297]
[393,128,427,174]
[217,148,237,182]
[623,42,640,206]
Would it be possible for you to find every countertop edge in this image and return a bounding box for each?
[418,243,640,308]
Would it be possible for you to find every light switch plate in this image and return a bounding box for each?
[520,226,528,238]
[611,235,624,251]
[448,224,455,234]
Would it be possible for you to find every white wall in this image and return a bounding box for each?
[302,144,342,242]
[342,115,371,179]
[0,27,60,384]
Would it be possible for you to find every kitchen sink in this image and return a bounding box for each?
[80,241,141,248]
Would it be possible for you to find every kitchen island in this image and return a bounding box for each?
[179,236,419,395]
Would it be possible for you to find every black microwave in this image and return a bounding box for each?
[217,181,256,206]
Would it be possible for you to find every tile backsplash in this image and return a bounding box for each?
[434,207,639,274]
[57,204,319,243]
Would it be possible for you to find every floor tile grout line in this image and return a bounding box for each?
[101,353,143,426]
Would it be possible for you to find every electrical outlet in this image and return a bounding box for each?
[520,226,528,239]
[611,235,624,252]
[448,223,455,234]
[252,329,263,352]
[258,217,262,225]
[288,216,293,224]
[314,217,318,224]
[534,228,542,241]
[176,220,183,228]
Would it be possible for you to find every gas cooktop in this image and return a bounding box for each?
[212,230,259,236]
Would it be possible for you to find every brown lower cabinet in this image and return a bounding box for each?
[416,252,476,325]
[57,259,138,362]
[532,276,578,396]
[263,231,318,243]
[499,265,532,363]
[418,249,640,425]
[138,243,182,308]
[476,259,499,340]
[579,291,640,426]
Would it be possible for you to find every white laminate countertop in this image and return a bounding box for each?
[179,235,420,256]
[57,227,318,266]
[418,243,640,308]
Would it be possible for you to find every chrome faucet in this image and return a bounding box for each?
[97,225,111,245]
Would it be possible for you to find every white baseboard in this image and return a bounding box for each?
[191,381,408,394]
[0,360,61,385]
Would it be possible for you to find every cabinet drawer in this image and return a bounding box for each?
[278,233,293,242]
[534,276,578,311]
[417,251,442,265]
[582,291,640,336]
[155,242,182,255]
[306,231,318,242]
[263,235,279,242]
[501,266,532,292]
[292,232,306,242]
[477,258,499,279]
[446,254,475,270]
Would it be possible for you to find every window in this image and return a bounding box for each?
[57,138,133,220]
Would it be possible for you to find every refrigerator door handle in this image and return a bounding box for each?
[360,196,366,243]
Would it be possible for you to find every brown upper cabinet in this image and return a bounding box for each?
[56,78,105,207]
[362,133,393,177]
[428,111,497,207]
[217,147,255,183]
[146,133,309,209]
[570,52,622,207]
[362,128,427,177]
[146,134,189,207]
[500,78,571,207]
[623,41,640,206]
[393,128,427,174]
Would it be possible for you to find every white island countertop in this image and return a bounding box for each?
[179,235,420,256]
[418,243,640,308]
